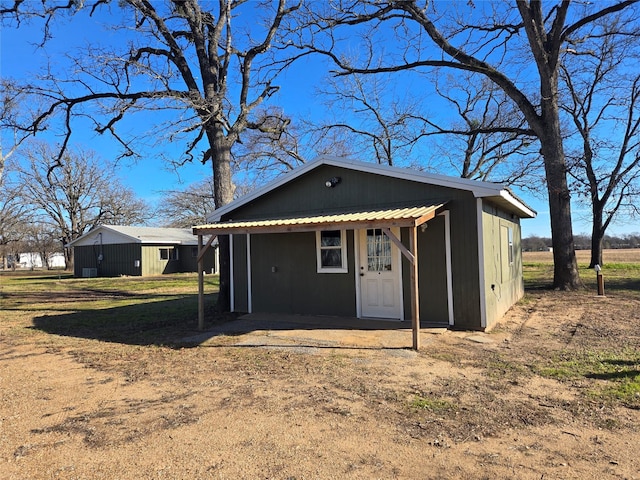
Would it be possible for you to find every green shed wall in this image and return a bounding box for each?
[232,235,249,312]
[222,165,456,220]
[232,232,357,316]
[447,199,483,329]
[481,201,525,329]
[400,216,450,325]
[74,243,143,277]
[74,243,214,277]
[141,245,177,275]
[177,245,216,274]
[73,245,98,277]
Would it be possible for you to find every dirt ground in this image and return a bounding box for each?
[2,287,640,479]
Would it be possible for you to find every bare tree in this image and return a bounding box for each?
[16,144,150,269]
[295,0,639,290]
[0,79,35,182]
[560,28,640,268]
[311,66,541,184]
[158,179,216,228]
[231,107,307,188]
[296,117,358,161]
[425,74,541,186]
[0,173,28,269]
[29,225,60,270]
[312,73,428,166]
[12,222,59,270]
[1,0,301,310]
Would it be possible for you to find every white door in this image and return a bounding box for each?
[358,228,402,319]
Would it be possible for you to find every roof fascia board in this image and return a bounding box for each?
[333,157,537,218]
[498,190,537,218]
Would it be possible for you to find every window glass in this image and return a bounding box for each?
[321,248,342,268]
[160,247,177,261]
[500,225,514,282]
[320,230,342,247]
[366,229,392,271]
[317,230,347,273]
[508,228,514,265]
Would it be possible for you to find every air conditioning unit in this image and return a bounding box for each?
[82,268,97,278]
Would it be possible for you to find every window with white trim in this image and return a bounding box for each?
[316,230,348,273]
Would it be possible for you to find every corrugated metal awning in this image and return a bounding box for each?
[193,204,446,236]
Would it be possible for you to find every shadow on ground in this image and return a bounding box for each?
[31,296,445,351]
[32,295,216,347]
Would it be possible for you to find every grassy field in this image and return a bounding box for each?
[521,248,640,408]
[523,248,640,292]
[0,272,221,345]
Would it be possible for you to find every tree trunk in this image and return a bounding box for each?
[209,124,235,313]
[590,205,605,268]
[539,128,581,290]
[63,239,73,271]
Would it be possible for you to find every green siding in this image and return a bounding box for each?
[73,245,99,277]
[244,231,357,317]
[232,235,249,312]
[447,198,482,329]
[142,245,169,275]
[179,245,216,274]
[74,243,143,277]
[398,212,479,328]
[481,201,525,329]
[74,243,214,277]
[413,216,450,325]
[223,165,456,220]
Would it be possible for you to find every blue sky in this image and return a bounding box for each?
[1,5,636,239]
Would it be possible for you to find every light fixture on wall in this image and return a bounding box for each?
[325,176,341,188]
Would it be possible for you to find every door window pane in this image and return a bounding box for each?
[366,229,392,271]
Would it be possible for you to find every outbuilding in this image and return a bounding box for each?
[68,225,218,277]
[194,157,535,348]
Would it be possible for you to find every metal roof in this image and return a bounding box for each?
[103,226,199,243]
[67,225,211,247]
[194,204,445,235]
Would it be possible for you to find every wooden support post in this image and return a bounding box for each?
[198,234,204,331]
[409,226,420,351]
[595,264,605,296]
[597,273,605,296]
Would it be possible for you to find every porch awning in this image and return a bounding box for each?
[192,204,446,236]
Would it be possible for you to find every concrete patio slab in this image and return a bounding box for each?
[180,313,448,351]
